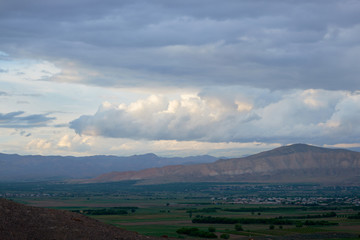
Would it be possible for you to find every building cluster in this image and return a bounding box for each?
[0,192,73,198]
[212,196,360,206]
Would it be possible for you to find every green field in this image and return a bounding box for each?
[2,181,360,239]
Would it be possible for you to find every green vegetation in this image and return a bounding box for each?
[303,220,338,226]
[348,212,360,219]
[187,207,220,213]
[192,216,238,224]
[72,207,134,215]
[208,226,216,232]
[235,224,243,231]
[2,181,360,239]
[176,227,217,238]
[280,211,337,219]
[220,233,230,239]
[192,215,338,226]
[192,215,296,225]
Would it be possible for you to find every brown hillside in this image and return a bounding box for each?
[0,198,162,240]
[87,144,360,184]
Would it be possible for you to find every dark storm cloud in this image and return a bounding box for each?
[0,111,55,128]
[1,0,360,90]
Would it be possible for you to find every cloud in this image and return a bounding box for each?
[0,57,61,84]
[0,111,55,128]
[70,94,249,141]
[1,1,360,90]
[319,92,360,142]
[26,138,52,151]
[57,134,93,152]
[19,130,31,137]
[70,88,360,145]
[2,1,360,157]
[16,100,30,104]
[57,135,72,148]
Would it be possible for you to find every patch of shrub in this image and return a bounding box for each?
[235,224,243,231]
[176,227,217,238]
[80,208,128,215]
[348,212,360,219]
[208,226,216,232]
[303,220,338,226]
[220,233,230,239]
[192,216,293,225]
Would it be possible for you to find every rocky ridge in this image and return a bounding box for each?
[88,144,360,184]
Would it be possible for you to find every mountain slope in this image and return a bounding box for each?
[0,153,217,181]
[88,144,360,184]
[0,198,161,240]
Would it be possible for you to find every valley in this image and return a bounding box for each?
[2,181,360,239]
[2,144,360,239]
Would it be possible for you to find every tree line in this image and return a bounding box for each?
[192,215,338,226]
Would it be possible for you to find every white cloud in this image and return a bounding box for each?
[320,92,360,140]
[27,138,52,151]
[149,140,281,157]
[0,58,60,83]
[57,135,72,148]
[57,134,93,152]
[324,143,360,149]
[70,88,360,145]
[1,125,280,157]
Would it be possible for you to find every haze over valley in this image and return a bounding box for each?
[0,153,217,181]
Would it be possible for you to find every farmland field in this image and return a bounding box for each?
[1,181,360,239]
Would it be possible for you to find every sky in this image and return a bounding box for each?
[1,0,360,157]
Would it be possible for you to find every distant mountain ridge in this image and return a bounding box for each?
[87,144,360,184]
[0,153,218,181]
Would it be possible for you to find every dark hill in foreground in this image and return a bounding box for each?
[87,144,360,184]
[0,198,162,240]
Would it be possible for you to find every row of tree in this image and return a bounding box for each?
[279,212,337,219]
[72,208,132,215]
[348,212,360,219]
[192,215,338,226]
[176,227,217,238]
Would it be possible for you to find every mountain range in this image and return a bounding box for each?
[0,153,217,181]
[87,144,360,184]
